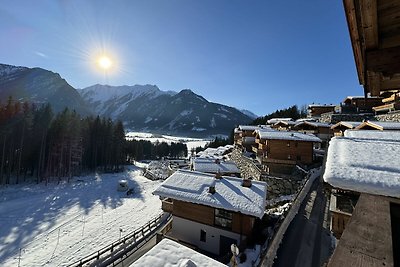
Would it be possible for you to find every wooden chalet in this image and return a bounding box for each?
[234,125,259,152]
[354,120,400,130]
[344,0,400,107]
[153,170,267,256]
[293,121,333,147]
[307,104,336,118]
[331,121,361,136]
[340,96,383,113]
[253,129,321,175]
[271,120,296,131]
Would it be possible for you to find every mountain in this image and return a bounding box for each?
[240,109,258,119]
[79,85,253,137]
[0,63,91,115]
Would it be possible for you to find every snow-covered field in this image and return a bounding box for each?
[0,166,162,267]
[125,131,210,154]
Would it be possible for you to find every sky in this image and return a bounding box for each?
[0,0,362,116]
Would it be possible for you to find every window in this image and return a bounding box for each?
[215,209,233,229]
[200,229,206,242]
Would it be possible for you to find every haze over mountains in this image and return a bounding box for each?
[0,63,254,136]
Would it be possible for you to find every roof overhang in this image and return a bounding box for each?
[344,0,400,96]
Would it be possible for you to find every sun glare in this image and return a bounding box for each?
[97,56,112,70]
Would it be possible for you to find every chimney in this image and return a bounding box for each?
[215,159,221,164]
[209,179,216,194]
[242,178,252,188]
[215,170,222,179]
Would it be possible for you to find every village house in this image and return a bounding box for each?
[373,92,400,114]
[253,129,321,175]
[293,121,332,147]
[191,158,240,177]
[270,120,296,131]
[234,125,259,152]
[338,96,382,113]
[153,169,267,257]
[266,118,293,125]
[330,121,361,136]
[307,104,336,118]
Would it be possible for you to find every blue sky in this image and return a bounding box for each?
[0,0,362,116]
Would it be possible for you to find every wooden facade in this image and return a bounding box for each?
[307,105,336,117]
[341,96,383,113]
[163,199,255,236]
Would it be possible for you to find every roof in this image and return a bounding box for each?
[238,125,259,131]
[193,159,240,174]
[153,170,267,218]
[256,130,321,142]
[344,130,400,141]
[343,96,382,101]
[273,120,297,127]
[307,104,336,108]
[130,238,226,267]
[267,118,292,124]
[323,134,400,198]
[294,121,331,128]
[355,120,400,130]
[331,121,361,130]
[344,0,400,95]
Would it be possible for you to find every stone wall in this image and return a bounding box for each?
[230,149,303,199]
[319,112,373,124]
[374,111,400,122]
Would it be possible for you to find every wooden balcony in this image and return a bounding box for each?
[330,210,351,238]
[373,102,400,113]
[161,198,173,213]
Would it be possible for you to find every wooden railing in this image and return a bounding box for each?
[69,212,169,267]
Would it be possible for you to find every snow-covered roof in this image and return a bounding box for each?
[267,118,292,124]
[193,159,240,174]
[130,238,225,267]
[344,130,400,141]
[355,120,400,130]
[294,121,331,128]
[331,121,362,130]
[234,127,241,133]
[273,120,297,126]
[308,104,336,108]
[343,96,382,101]
[153,170,267,218]
[256,130,321,142]
[323,135,400,198]
[238,125,259,131]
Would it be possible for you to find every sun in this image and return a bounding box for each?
[97,56,112,70]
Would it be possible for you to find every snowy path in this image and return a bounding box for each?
[0,166,162,267]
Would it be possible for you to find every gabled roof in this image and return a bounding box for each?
[294,121,332,128]
[153,170,267,218]
[267,118,292,124]
[193,158,240,174]
[256,130,321,142]
[273,120,297,127]
[355,121,400,130]
[238,125,259,131]
[323,134,400,198]
[131,238,226,267]
[331,121,362,130]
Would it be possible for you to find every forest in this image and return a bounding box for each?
[251,105,307,125]
[0,97,187,185]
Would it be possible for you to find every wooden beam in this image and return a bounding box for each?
[366,46,400,74]
[366,71,381,96]
[343,0,365,84]
[360,0,378,49]
[381,77,400,90]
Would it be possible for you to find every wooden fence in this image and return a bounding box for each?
[69,212,170,267]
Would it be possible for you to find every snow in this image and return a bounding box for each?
[196,145,234,159]
[266,194,295,207]
[294,121,331,128]
[153,170,267,218]
[209,117,216,128]
[144,117,153,124]
[257,130,321,142]
[266,118,292,124]
[238,125,259,131]
[0,166,162,267]
[323,135,400,198]
[193,158,240,175]
[130,238,225,267]
[191,127,206,132]
[180,109,193,116]
[125,132,209,156]
[344,130,400,141]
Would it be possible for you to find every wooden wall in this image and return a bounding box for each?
[172,200,256,235]
[267,139,313,164]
